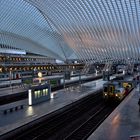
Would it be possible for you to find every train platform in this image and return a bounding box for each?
[0,76,115,139]
[88,85,140,140]
[0,74,101,97]
[0,74,103,105]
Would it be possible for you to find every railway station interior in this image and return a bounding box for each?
[0,0,140,140]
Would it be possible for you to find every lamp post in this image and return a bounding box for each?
[9,68,13,91]
[32,68,37,84]
[79,70,82,86]
[38,72,42,84]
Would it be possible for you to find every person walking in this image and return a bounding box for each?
[138,98,140,112]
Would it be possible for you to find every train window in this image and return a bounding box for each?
[104,87,107,92]
[114,90,119,93]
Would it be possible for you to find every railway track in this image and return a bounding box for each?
[48,103,116,140]
[8,92,118,140]
[8,93,102,140]
[64,105,113,140]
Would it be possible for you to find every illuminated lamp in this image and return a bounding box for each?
[28,89,32,105]
[38,72,42,84]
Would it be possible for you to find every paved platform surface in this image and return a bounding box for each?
[88,86,140,140]
[0,75,113,138]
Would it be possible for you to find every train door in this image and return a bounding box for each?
[103,86,108,93]
[103,85,108,99]
[109,85,115,96]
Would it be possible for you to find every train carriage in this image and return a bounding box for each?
[103,81,126,101]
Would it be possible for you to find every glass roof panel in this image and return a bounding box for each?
[1,0,140,62]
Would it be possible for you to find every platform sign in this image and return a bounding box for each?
[28,83,51,105]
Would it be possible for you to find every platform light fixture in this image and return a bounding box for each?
[28,89,32,105]
[38,72,42,84]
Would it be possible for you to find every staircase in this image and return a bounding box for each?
[103,62,113,72]
[81,63,93,75]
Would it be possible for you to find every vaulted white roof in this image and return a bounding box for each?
[1,0,140,63]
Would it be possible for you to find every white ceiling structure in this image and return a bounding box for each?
[0,0,140,63]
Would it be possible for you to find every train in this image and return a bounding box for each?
[0,79,22,88]
[0,76,63,88]
[103,81,134,101]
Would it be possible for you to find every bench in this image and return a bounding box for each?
[1,104,24,115]
[130,134,140,140]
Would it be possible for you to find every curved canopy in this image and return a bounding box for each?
[1,0,140,63]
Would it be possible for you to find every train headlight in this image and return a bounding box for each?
[115,94,118,97]
[105,93,107,96]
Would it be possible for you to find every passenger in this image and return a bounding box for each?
[138,98,140,112]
